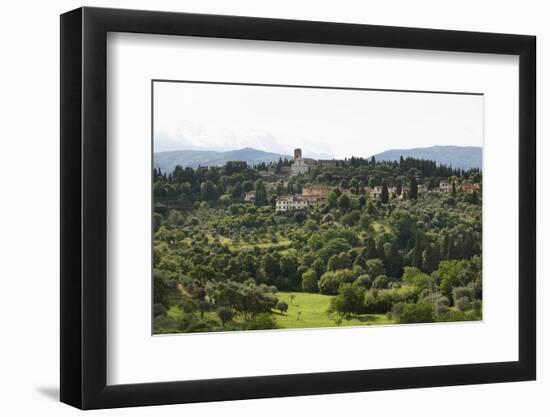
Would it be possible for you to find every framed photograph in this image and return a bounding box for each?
[60,7,536,409]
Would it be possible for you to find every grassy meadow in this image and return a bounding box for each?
[275,292,394,329]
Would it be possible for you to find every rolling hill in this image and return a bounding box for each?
[154,147,291,172]
[373,146,482,170]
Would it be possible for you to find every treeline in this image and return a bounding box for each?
[152,156,482,207]
[345,155,474,178]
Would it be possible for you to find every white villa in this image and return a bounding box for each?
[275,195,309,212]
[365,186,383,199]
[244,191,256,202]
[440,180,451,192]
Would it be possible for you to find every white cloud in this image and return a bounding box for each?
[153,81,483,158]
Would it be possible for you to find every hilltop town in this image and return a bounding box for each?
[238,148,480,213]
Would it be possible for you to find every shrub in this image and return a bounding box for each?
[354,274,372,289]
[402,266,433,293]
[318,271,342,295]
[318,269,357,295]
[472,299,482,317]
[153,303,167,317]
[397,301,434,324]
[452,286,475,306]
[390,301,407,321]
[217,307,233,326]
[244,313,278,330]
[153,315,178,334]
[364,290,394,314]
[331,284,365,317]
[301,269,319,293]
[455,296,472,312]
[372,275,389,289]
[365,259,386,278]
[276,301,289,315]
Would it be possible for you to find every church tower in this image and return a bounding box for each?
[294,148,302,159]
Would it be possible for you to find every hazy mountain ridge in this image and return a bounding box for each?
[373,146,482,170]
[154,147,292,172]
[154,145,482,173]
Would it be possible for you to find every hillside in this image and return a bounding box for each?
[154,147,291,172]
[373,146,482,170]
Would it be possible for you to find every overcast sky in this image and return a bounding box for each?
[153,81,483,159]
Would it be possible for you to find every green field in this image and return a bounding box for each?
[275,291,395,329]
[166,291,395,330]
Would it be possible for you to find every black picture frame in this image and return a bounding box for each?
[60,6,536,410]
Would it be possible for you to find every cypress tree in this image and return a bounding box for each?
[254,179,268,206]
[410,176,418,200]
[412,232,423,268]
[471,190,479,204]
[365,237,377,260]
[381,182,389,204]
[422,242,440,274]
[385,242,403,278]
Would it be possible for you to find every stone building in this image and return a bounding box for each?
[291,148,317,175]
[461,183,481,193]
[302,185,332,202]
[275,195,309,212]
[290,148,340,175]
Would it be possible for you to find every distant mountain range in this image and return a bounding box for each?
[154,147,292,173]
[373,146,482,170]
[154,145,482,173]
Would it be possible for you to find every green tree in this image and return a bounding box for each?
[276,301,289,315]
[381,182,389,204]
[318,269,356,295]
[217,307,233,326]
[332,284,365,318]
[402,266,433,293]
[167,210,185,226]
[412,232,424,269]
[200,180,217,201]
[422,242,440,274]
[254,179,268,206]
[365,259,386,279]
[342,210,361,227]
[279,253,300,287]
[317,238,352,263]
[327,191,339,209]
[261,253,280,282]
[359,213,371,231]
[241,180,253,193]
[245,313,277,330]
[384,242,403,278]
[301,269,319,292]
[327,253,352,271]
[409,176,418,200]
[231,181,243,198]
[372,274,389,289]
[397,301,434,324]
[293,211,306,224]
[338,194,351,211]
[437,259,477,299]
[389,210,416,247]
[364,237,377,259]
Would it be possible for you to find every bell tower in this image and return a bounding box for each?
[294,148,302,159]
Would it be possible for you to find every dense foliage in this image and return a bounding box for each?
[153,156,482,333]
